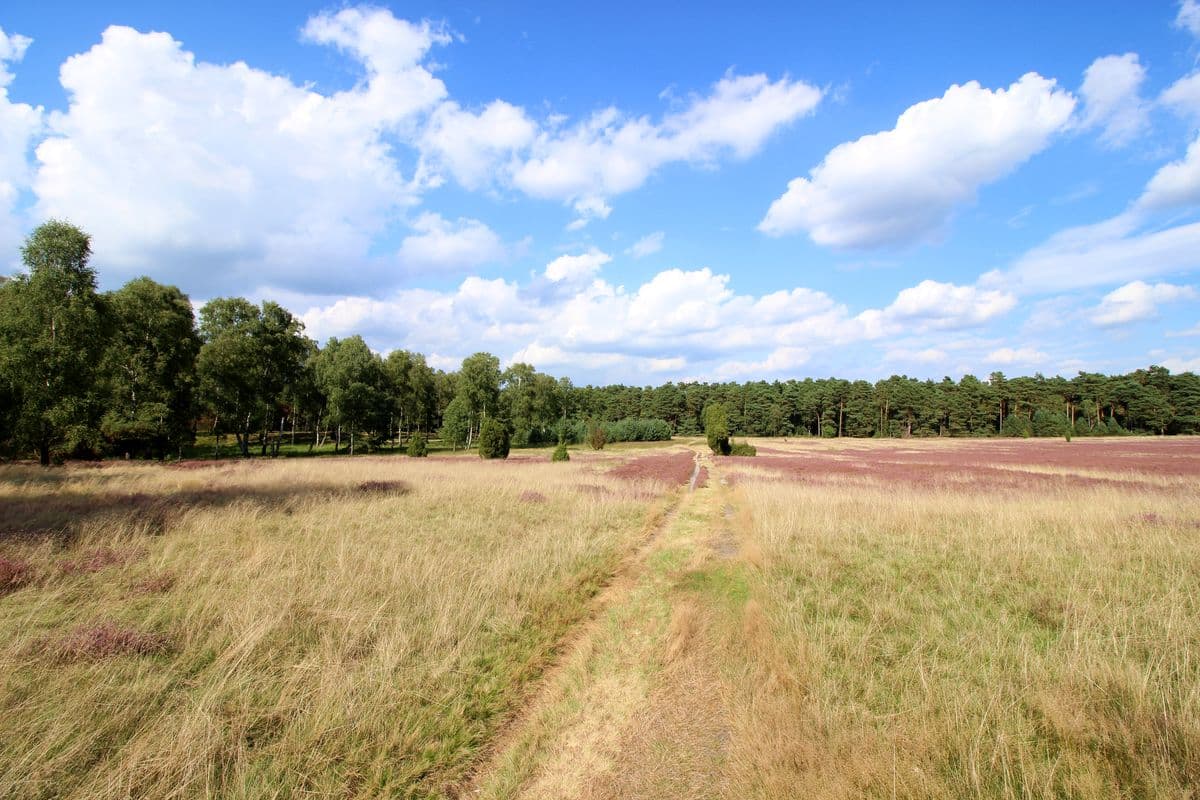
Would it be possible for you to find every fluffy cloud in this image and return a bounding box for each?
[15,9,821,287]
[418,100,536,190]
[987,347,1048,365]
[0,27,42,262]
[1139,136,1200,210]
[396,213,507,272]
[880,280,1017,330]
[626,231,664,258]
[33,14,449,293]
[1079,54,1149,147]
[1091,280,1197,326]
[298,251,1020,382]
[511,73,822,213]
[1160,72,1200,119]
[758,73,1076,247]
[543,248,611,283]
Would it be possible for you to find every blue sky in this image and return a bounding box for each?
[1,2,1199,382]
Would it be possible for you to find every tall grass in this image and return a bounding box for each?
[0,457,657,799]
[727,480,1200,799]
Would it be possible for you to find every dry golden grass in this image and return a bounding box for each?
[4,437,1197,800]
[726,469,1200,799]
[0,453,666,799]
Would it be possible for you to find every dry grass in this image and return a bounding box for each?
[4,437,1196,799]
[0,454,661,799]
[726,459,1200,799]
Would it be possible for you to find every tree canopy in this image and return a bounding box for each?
[2,220,1199,464]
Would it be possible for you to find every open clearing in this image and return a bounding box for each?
[2,437,1198,798]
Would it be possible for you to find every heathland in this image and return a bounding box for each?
[2,436,1197,799]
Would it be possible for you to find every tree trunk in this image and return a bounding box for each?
[38,442,50,467]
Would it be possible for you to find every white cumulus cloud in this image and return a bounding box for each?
[1079,53,1149,148]
[880,279,1018,330]
[1091,280,1197,326]
[511,73,821,213]
[0,27,43,263]
[32,13,448,292]
[543,248,611,283]
[397,213,507,272]
[758,73,1076,248]
[987,347,1048,365]
[1139,136,1200,210]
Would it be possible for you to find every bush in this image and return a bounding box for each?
[1032,409,1067,437]
[704,403,731,455]
[729,441,757,456]
[478,418,510,459]
[1000,414,1032,438]
[551,442,570,462]
[406,432,428,457]
[554,418,673,446]
[586,420,607,450]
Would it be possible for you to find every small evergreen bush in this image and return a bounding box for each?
[551,442,570,462]
[729,441,757,456]
[406,432,428,457]
[586,420,607,450]
[704,403,731,455]
[478,418,510,459]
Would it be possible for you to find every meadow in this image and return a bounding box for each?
[1,437,1197,799]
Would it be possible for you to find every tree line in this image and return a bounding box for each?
[1,221,1197,464]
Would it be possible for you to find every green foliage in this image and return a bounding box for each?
[100,277,200,457]
[385,350,438,438]
[0,221,111,464]
[312,336,387,454]
[586,419,607,450]
[196,298,311,457]
[1000,414,1032,438]
[557,418,672,445]
[551,442,570,462]
[1032,409,1067,437]
[460,352,501,423]
[478,417,510,459]
[439,395,470,451]
[406,432,428,457]
[704,403,731,455]
[729,441,757,456]
[501,362,566,446]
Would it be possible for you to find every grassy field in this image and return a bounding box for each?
[0,448,678,799]
[1,437,1198,798]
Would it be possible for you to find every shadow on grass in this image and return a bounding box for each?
[0,479,411,542]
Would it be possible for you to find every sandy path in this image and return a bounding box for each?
[459,445,752,800]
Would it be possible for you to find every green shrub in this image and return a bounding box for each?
[1000,414,1032,438]
[551,442,570,462]
[729,441,757,456]
[406,432,428,457]
[478,418,510,459]
[704,403,731,455]
[1032,409,1067,437]
[586,420,607,450]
